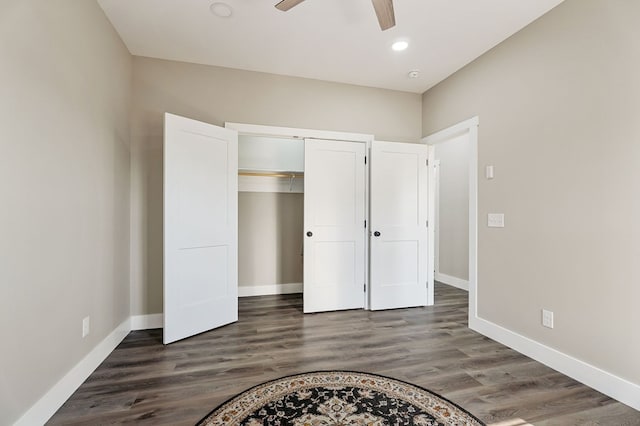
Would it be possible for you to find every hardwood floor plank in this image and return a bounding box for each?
[48,283,640,425]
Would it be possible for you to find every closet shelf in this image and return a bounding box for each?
[238,170,304,179]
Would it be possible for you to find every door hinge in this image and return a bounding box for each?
[426,159,429,166]
[365,156,367,164]
[364,283,367,292]
[364,220,367,228]
[426,220,429,227]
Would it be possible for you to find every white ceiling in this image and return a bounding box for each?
[98,0,564,93]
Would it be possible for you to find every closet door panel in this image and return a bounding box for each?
[304,139,366,313]
[164,113,238,344]
[370,141,429,310]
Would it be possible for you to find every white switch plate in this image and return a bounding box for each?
[82,316,90,338]
[488,213,505,228]
[486,165,494,179]
[542,309,554,329]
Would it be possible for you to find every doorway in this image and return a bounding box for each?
[163,115,438,343]
[434,133,470,291]
[422,116,478,320]
[226,122,372,313]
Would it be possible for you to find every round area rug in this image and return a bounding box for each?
[197,371,485,425]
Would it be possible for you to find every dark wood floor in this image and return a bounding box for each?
[49,283,640,425]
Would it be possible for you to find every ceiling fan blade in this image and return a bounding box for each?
[371,0,395,31]
[275,0,306,12]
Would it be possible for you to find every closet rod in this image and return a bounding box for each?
[238,171,304,178]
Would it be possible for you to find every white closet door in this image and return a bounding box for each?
[370,141,429,310]
[164,113,238,344]
[304,139,366,313]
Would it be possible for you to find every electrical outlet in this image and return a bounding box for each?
[82,316,90,338]
[542,309,554,329]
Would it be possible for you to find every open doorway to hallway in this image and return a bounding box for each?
[434,133,470,292]
[423,117,478,319]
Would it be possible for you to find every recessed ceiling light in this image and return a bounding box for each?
[391,41,409,52]
[210,2,233,18]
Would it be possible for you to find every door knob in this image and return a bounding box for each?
[373,231,381,237]
[306,231,313,237]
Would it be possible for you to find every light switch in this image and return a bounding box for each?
[486,165,494,179]
[82,316,90,338]
[488,213,505,228]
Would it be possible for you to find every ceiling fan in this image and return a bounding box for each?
[275,0,396,31]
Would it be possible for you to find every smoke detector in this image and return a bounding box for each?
[210,2,233,18]
[408,70,420,79]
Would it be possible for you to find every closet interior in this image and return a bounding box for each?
[237,135,305,298]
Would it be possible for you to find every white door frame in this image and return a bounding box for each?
[422,116,479,322]
[225,122,374,309]
[433,159,441,284]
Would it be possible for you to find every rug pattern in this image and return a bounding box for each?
[197,371,485,426]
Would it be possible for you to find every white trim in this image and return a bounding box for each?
[433,159,441,283]
[422,116,479,145]
[225,122,373,144]
[363,139,371,310]
[426,145,435,305]
[468,121,479,321]
[13,318,130,426]
[435,273,469,291]
[238,283,303,297]
[422,116,478,321]
[131,314,163,330]
[470,316,640,411]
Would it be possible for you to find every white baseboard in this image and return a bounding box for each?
[14,318,130,426]
[131,313,163,330]
[470,315,640,412]
[239,282,303,297]
[435,272,469,291]
[17,298,640,425]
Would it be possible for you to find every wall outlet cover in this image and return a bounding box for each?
[542,309,554,329]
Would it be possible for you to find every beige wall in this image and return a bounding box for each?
[130,56,422,315]
[239,193,303,287]
[422,0,640,384]
[0,1,132,424]
[434,134,469,281]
